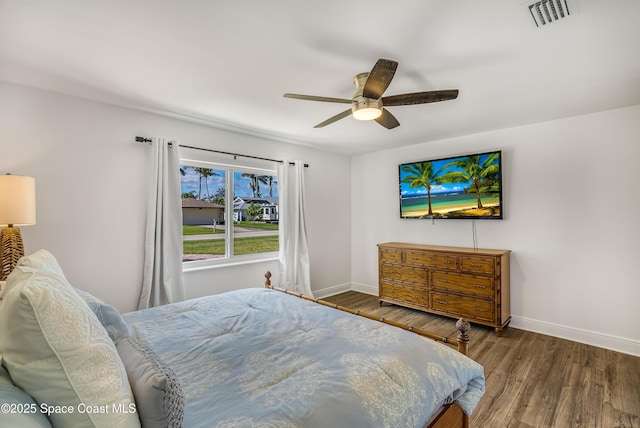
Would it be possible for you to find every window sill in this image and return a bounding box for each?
[182,253,279,273]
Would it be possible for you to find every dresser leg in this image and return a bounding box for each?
[495,320,510,337]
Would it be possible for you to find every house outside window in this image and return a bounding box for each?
[233,197,279,222]
[180,160,278,267]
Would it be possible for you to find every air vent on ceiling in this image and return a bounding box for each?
[527,0,571,27]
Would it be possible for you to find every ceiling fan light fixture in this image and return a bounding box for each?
[352,106,382,121]
[351,97,382,120]
[283,58,459,129]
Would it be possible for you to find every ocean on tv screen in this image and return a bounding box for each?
[401,192,501,218]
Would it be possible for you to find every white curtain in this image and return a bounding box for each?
[138,138,185,310]
[277,160,313,297]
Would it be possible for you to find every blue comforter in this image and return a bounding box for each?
[123,288,484,428]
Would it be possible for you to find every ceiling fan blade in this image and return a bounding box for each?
[314,109,353,128]
[382,89,459,106]
[362,59,398,99]
[284,93,352,104]
[375,109,400,129]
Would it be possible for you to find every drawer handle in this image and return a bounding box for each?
[442,260,451,264]
[413,295,423,300]
[436,300,448,305]
[472,284,486,289]
[473,307,488,312]
[437,279,448,283]
[470,263,481,267]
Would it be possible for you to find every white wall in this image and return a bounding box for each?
[350,105,640,355]
[4,80,638,355]
[0,81,352,312]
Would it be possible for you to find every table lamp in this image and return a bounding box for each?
[0,174,36,281]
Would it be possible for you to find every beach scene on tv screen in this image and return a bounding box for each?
[399,151,501,218]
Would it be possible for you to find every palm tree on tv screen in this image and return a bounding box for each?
[441,153,500,209]
[400,162,448,216]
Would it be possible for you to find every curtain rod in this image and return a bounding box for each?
[135,137,309,168]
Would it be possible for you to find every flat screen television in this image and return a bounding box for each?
[399,150,503,219]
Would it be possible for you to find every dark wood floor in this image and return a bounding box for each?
[322,291,640,428]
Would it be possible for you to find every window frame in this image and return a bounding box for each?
[180,157,279,271]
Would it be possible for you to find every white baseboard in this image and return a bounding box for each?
[313,282,352,299]
[350,282,378,296]
[313,282,640,357]
[510,315,640,357]
[314,282,378,299]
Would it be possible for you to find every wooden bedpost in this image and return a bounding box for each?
[264,271,272,288]
[455,319,470,356]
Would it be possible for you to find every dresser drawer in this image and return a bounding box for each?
[380,264,428,285]
[431,292,494,322]
[431,271,493,298]
[380,248,403,263]
[405,251,457,270]
[460,256,495,275]
[380,282,428,308]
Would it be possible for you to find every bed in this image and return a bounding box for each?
[0,250,485,428]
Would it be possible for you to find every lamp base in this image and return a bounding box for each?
[1,226,24,281]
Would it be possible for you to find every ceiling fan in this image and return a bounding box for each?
[283,59,459,129]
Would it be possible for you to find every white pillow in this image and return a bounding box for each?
[16,249,66,278]
[0,252,140,428]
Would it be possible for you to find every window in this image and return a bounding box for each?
[180,160,278,267]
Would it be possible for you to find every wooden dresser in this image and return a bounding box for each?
[378,242,511,336]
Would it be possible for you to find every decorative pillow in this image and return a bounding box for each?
[75,288,131,342]
[17,249,131,343]
[0,363,52,428]
[16,248,66,278]
[117,335,185,428]
[0,257,141,428]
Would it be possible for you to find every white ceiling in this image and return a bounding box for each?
[1,0,639,155]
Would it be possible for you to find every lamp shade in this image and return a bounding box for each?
[0,175,36,227]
